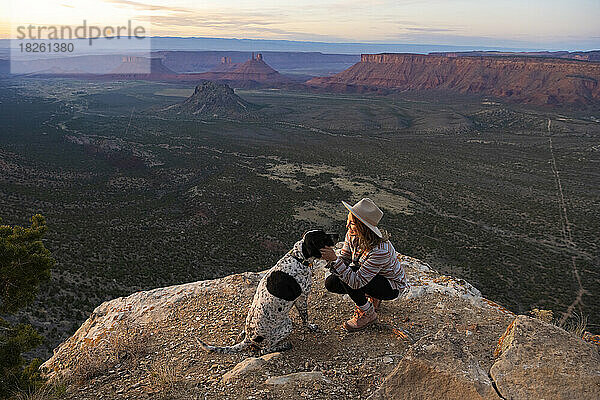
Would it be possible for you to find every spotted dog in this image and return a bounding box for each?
[197,229,337,355]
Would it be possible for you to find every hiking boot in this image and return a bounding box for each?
[366,295,381,311]
[343,304,377,332]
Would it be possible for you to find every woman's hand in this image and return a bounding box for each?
[320,246,337,262]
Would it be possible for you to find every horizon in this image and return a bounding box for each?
[1,0,599,52]
[0,36,598,56]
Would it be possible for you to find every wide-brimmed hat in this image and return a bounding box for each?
[342,198,383,238]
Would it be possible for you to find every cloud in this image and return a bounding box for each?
[98,0,466,43]
[102,0,189,13]
[96,0,600,49]
[101,0,304,39]
[149,14,275,29]
[149,13,347,42]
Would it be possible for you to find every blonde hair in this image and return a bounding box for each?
[350,214,390,252]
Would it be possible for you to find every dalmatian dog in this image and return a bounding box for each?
[197,229,337,355]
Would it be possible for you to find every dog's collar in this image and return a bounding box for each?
[290,253,312,267]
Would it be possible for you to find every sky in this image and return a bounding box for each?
[1,0,599,50]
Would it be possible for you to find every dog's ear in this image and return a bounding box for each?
[302,229,322,240]
[302,229,324,259]
[302,229,337,259]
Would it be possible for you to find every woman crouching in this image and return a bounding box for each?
[320,198,408,332]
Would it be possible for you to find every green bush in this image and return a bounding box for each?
[0,215,54,398]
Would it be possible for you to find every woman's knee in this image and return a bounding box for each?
[324,274,347,294]
[364,276,399,300]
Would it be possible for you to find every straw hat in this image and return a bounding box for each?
[342,198,383,238]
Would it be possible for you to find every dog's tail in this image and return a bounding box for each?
[196,337,251,354]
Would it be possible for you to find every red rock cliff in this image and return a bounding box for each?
[307,53,600,106]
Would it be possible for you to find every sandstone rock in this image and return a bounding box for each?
[490,315,600,400]
[265,371,329,385]
[583,331,600,347]
[41,255,514,384]
[306,53,600,106]
[110,57,176,76]
[166,81,258,118]
[221,352,281,383]
[369,329,499,400]
[40,254,518,397]
[193,55,292,86]
[260,352,281,362]
[40,272,263,379]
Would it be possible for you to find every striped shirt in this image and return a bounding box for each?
[332,231,408,291]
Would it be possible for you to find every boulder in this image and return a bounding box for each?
[40,272,263,380]
[369,329,499,399]
[265,371,329,385]
[490,315,600,400]
[221,352,281,383]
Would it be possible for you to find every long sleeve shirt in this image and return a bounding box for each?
[332,231,408,291]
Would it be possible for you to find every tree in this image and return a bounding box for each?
[0,215,54,397]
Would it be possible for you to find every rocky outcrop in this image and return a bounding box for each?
[153,51,359,75]
[490,315,600,399]
[265,371,330,385]
[39,253,598,399]
[40,272,261,380]
[369,328,500,399]
[162,81,258,118]
[221,352,280,383]
[306,53,600,106]
[25,54,293,87]
[109,57,177,76]
[193,54,293,86]
[210,56,241,72]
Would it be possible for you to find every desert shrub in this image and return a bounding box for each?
[559,312,588,339]
[530,309,590,340]
[70,321,150,384]
[0,215,54,398]
[10,381,66,400]
[148,359,179,397]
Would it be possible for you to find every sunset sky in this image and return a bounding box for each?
[1,0,599,50]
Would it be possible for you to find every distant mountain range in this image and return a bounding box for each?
[154,50,359,76]
[3,51,358,77]
[3,45,600,107]
[0,36,548,57]
[87,53,298,88]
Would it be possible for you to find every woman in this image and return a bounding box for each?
[320,198,408,332]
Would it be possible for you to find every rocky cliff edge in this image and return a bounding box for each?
[41,254,599,399]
